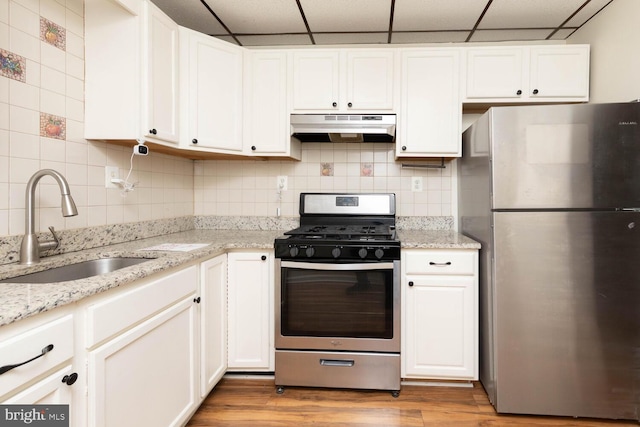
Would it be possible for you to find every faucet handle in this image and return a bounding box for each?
[47,226,61,251]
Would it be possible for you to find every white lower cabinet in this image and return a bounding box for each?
[401,249,478,380]
[85,266,198,427]
[227,251,274,371]
[199,254,227,397]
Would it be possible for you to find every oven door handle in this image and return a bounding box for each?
[280,261,395,271]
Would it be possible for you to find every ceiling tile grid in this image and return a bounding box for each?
[151,0,616,46]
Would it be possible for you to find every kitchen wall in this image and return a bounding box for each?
[194,143,454,218]
[568,0,640,103]
[0,0,193,238]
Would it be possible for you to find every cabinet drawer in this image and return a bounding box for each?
[0,314,74,399]
[404,250,476,275]
[86,266,197,348]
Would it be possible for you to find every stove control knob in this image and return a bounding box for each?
[289,246,299,258]
[331,247,341,258]
[305,247,315,257]
[374,248,385,260]
[358,247,368,259]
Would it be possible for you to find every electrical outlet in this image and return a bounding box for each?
[411,176,423,192]
[105,166,119,189]
[277,176,288,191]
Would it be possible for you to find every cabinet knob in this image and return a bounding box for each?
[401,146,407,151]
[408,281,414,287]
[62,372,78,385]
[193,297,201,304]
[192,138,198,144]
[347,102,353,108]
[332,102,337,107]
[251,146,257,151]
[261,255,267,261]
[516,89,522,95]
[532,89,539,95]
[149,128,157,135]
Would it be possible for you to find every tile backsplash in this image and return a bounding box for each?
[194,143,454,218]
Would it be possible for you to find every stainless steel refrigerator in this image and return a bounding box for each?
[458,102,640,421]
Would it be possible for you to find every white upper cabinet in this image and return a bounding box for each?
[85,0,179,145]
[464,45,590,102]
[180,27,244,155]
[243,51,301,159]
[292,49,395,112]
[396,48,461,158]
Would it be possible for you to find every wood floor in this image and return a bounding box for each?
[186,377,638,426]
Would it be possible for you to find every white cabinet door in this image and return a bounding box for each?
[244,51,300,159]
[292,50,341,111]
[143,1,180,143]
[181,27,244,154]
[199,254,227,397]
[85,0,179,145]
[529,45,590,100]
[464,45,590,102]
[88,298,197,427]
[227,251,274,371]
[346,50,395,110]
[465,47,525,100]
[401,249,478,380]
[397,49,461,157]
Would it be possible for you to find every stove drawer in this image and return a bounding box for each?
[275,350,400,391]
[403,249,476,275]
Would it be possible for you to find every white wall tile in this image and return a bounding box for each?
[40,65,66,95]
[10,130,39,159]
[9,105,38,134]
[9,2,39,37]
[9,26,39,62]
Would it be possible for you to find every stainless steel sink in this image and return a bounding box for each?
[0,257,155,283]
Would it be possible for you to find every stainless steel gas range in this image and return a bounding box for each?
[274,193,401,397]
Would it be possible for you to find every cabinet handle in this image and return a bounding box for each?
[401,146,407,151]
[251,146,257,151]
[0,344,54,375]
[532,89,539,95]
[192,138,198,144]
[516,89,522,95]
[347,102,353,108]
[62,372,78,385]
[193,297,201,303]
[149,128,157,135]
[408,281,414,287]
[261,255,267,261]
[332,102,337,107]
[429,261,452,266]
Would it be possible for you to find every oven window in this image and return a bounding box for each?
[281,267,394,339]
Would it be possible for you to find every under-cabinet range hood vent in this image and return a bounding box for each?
[290,114,396,143]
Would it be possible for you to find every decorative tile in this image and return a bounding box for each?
[320,162,334,176]
[361,162,373,177]
[40,17,66,51]
[40,113,66,140]
[0,49,26,83]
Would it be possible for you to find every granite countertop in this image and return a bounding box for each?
[0,228,479,327]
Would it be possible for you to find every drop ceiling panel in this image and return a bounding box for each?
[393,0,488,31]
[300,0,392,32]
[153,0,227,35]
[470,29,556,42]
[313,32,389,45]
[239,34,313,47]
[391,31,470,44]
[478,0,586,29]
[203,0,307,34]
[565,0,613,27]
[548,28,577,40]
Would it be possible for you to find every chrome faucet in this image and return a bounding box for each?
[20,169,78,265]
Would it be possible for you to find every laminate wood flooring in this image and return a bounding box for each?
[186,377,638,426]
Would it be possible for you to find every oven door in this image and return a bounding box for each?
[275,259,400,353]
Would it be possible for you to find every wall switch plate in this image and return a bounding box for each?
[105,166,119,189]
[277,176,288,191]
[411,176,423,192]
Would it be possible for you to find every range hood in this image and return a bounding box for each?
[290,114,396,143]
